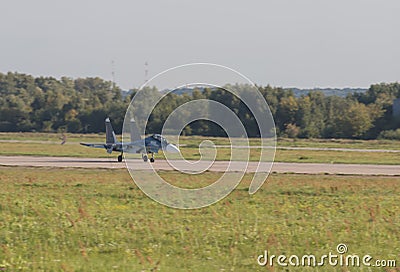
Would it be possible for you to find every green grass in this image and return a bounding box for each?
[0,142,106,158]
[1,141,400,165]
[0,132,105,143]
[277,137,400,150]
[0,167,399,271]
[1,133,400,164]
[2,132,400,149]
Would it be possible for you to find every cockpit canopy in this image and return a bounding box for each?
[152,134,168,145]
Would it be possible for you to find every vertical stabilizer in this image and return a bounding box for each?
[105,118,117,144]
[130,118,142,142]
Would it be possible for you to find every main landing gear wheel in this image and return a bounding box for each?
[118,154,123,162]
[150,153,155,163]
[143,155,148,162]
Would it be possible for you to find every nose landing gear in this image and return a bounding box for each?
[142,153,155,163]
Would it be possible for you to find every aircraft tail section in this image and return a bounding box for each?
[105,118,118,144]
[130,118,142,142]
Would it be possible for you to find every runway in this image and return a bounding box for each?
[0,155,399,175]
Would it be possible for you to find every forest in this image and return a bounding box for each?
[1,72,400,139]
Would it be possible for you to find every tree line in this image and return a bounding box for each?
[1,72,400,139]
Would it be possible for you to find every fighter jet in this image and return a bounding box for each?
[80,118,180,162]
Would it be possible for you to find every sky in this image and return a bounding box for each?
[1,0,399,90]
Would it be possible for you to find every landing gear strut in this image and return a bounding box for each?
[142,153,155,163]
[118,154,123,162]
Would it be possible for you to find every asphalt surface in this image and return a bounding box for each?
[0,156,399,175]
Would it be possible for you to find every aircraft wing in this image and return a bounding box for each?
[80,143,106,149]
[124,143,145,154]
[122,139,158,154]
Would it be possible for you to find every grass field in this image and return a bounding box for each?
[0,166,399,271]
[1,133,400,164]
[1,132,400,150]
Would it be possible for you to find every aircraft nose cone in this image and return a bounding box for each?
[165,143,180,153]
